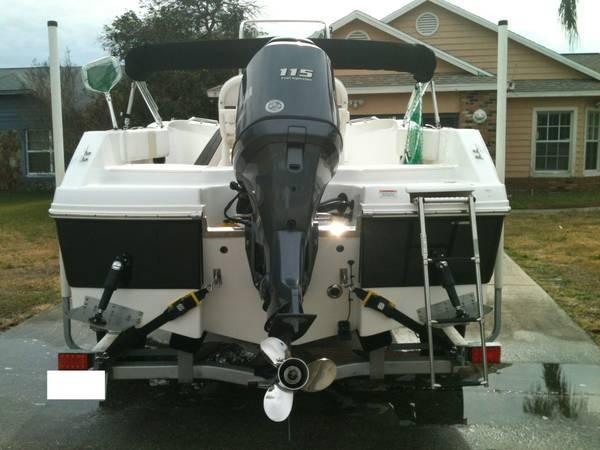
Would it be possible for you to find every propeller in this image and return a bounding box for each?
[259,337,337,422]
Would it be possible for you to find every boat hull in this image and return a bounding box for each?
[56,218,204,289]
[360,214,503,288]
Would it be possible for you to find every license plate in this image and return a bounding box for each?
[47,370,106,400]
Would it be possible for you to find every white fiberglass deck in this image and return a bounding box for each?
[50,118,509,221]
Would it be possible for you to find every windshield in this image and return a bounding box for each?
[239,20,329,40]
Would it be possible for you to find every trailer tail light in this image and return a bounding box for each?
[58,353,93,370]
[469,344,501,364]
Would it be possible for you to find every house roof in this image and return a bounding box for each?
[563,53,600,74]
[380,0,600,81]
[337,73,496,94]
[330,10,494,77]
[509,79,600,97]
[0,68,32,95]
[0,65,96,114]
[339,73,600,97]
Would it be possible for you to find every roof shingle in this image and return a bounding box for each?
[563,53,600,74]
[337,73,495,88]
[336,74,600,94]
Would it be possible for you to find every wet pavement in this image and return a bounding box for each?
[1,255,600,449]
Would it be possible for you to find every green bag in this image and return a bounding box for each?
[404,82,429,165]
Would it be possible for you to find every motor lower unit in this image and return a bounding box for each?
[233,38,342,343]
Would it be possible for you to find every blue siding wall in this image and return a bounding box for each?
[0,94,46,130]
[0,93,54,189]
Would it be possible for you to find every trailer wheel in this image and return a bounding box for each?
[388,382,465,425]
[99,379,149,409]
[411,380,465,425]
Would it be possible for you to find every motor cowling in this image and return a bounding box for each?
[233,38,342,343]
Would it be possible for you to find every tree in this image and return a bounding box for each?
[101,0,258,122]
[24,52,108,166]
[559,0,579,47]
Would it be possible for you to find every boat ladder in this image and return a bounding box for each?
[410,189,489,389]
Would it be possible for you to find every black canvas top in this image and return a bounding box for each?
[125,38,436,82]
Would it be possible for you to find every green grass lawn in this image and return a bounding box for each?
[0,192,59,330]
[505,211,600,345]
[509,190,600,209]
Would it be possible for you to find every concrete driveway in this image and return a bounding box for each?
[486,255,600,364]
[1,255,599,449]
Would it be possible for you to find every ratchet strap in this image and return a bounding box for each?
[105,288,209,356]
[352,287,452,346]
[353,288,425,334]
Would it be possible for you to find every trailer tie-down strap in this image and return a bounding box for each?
[352,287,452,347]
[353,288,425,333]
[105,288,209,357]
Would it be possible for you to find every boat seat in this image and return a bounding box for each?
[343,120,442,165]
[120,128,170,163]
[218,74,243,164]
[343,119,405,164]
[334,79,350,138]
[167,120,220,164]
[217,75,350,165]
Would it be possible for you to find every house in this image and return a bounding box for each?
[332,0,600,191]
[0,67,54,190]
[0,66,91,190]
[4,1,600,192]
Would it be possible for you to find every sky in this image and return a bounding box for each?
[0,0,599,68]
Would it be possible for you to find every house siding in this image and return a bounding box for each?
[505,97,594,178]
[335,21,398,43]
[388,1,587,80]
[0,94,45,130]
[333,20,469,75]
[0,93,53,190]
[347,91,460,116]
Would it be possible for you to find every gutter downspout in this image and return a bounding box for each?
[48,21,79,350]
[489,20,508,342]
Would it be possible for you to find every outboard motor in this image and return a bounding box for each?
[233,38,342,343]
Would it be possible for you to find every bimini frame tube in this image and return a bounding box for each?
[123,82,137,130]
[490,20,508,341]
[48,21,79,349]
[430,80,441,128]
[136,81,163,127]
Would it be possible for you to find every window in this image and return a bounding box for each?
[345,30,370,40]
[533,111,573,173]
[585,110,600,172]
[26,129,53,176]
[423,113,459,128]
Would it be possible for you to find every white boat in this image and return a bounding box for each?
[50,20,509,422]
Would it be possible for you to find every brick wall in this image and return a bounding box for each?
[458,91,600,192]
[506,176,600,193]
[459,91,497,157]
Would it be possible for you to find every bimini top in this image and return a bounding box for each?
[125,38,436,83]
